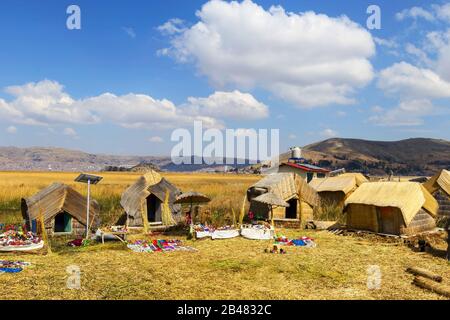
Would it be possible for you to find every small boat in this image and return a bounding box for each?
[0,241,44,252]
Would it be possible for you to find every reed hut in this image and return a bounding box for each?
[423,170,450,219]
[120,170,182,228]
[21,183,100,237]
[247,173,319,228]
[309,173,368,211]
[344,182,438,236]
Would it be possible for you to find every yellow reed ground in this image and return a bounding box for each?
[0,171,449,300]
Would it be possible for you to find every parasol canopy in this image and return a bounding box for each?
[175,192,211,205]
[253,192,290,208]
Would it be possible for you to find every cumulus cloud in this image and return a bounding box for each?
[396,4,450,23]
[148,136,164,143]
[183,90,268,120]
[433,3,450,22]
[377,62,450,99]
[369,99,435,126]
[63,127,78,138]
[0,80,268,130]
[157,18,187,35]
[396,7,435,22]
[320,128,338,138]
[6,126,17,134]
[122,27,136,38]
[158,0,375,108]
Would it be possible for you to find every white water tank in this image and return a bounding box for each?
[290,147,302,159]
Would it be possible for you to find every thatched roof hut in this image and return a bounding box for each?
[120,171,182,228]
[247,173,319,228]
[309,173,368,210]
[423,170,450,219]
[344,182,438,236]
[21,183,100,237]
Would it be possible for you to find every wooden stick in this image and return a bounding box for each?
[413,276,450,298]
[38,211,51,255]
[406,267,443,283]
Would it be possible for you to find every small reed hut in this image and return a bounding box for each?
[21,183,100,237]
[120,170,182,229]
[423,169,450,219]
[309,173,368,211]
[344,182,438,236]
[247,173,319,228]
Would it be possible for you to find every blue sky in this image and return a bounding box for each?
[0,0,449,156]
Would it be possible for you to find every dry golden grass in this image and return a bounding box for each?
[0,171,258,225]
[1,230,449,300]
[0,171,449,300]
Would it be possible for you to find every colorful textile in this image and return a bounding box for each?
[0,229,41,247]
[274,236,316,248]
[127,239,198,253]
[0,261,31,274]
[67,238,91,247]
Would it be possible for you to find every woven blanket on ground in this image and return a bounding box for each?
[0,261,31,274]
[0,230,42,247]
[127,239,198,253]
[274,236,316,248]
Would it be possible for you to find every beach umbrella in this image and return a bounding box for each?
[253,193,289,226]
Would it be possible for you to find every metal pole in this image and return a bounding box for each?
[86,179,90,238]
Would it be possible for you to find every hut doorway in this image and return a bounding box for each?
[147,194,161,223]
[285,199,298,219]
[54,211,72,233]
[377,207,399,235]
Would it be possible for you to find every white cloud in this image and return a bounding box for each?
[377,62,450,99]
[374,37,398,49]
[405,43,432,66]
[148,136,164,143]
[369,99,435,126]
[396,7,435,22]
[122,27,136,38]
[396,4,450,23]
[288,134,297,140]
[157,18,186,35]
[0,80,267,130]
[63,127,78,138]
[6,126,17,134]
[320,128,338,138]
[371,105,384,113]
[159,0,375,108]
[183,90,268,120]
[433,3,450,22]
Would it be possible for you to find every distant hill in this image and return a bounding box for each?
[298,138,450,176]
[0,146,170,172]
[0,138,448,175]
[0,147,249,172]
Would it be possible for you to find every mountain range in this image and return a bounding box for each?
[0,138,448,175]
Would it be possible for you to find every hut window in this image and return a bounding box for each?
[54,212,72,233]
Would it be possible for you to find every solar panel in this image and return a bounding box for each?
[74,173,103,185]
